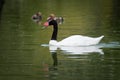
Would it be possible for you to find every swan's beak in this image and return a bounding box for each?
[43,22,49,27]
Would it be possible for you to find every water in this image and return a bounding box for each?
[0,0,120,80]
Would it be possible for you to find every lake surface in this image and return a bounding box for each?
[0,0,120,80]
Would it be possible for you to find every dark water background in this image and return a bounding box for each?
[0,0,120,80]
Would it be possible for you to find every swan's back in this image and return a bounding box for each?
[57,35,104,46]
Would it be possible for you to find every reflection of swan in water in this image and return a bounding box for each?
[51,52,58,67]
[48,41,120,54]
[45,41,120,55]
[49,45,104,54]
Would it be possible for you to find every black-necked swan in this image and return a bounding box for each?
[46,19,104,46]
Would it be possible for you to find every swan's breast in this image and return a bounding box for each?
[49,40,58,46]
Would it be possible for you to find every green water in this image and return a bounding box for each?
[0,0,120,80]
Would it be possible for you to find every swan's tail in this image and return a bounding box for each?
[99,35,104,39]
[95,35,104,44]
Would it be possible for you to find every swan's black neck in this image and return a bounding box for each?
[49,20,58,40]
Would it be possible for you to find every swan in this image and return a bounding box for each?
[45,19,104,46]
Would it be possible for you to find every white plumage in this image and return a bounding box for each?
[49,35,104,46]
